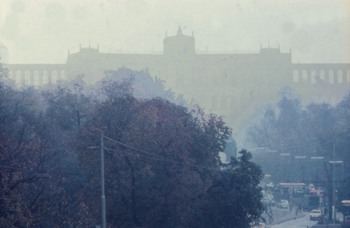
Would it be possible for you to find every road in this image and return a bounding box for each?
[271,212,318,228]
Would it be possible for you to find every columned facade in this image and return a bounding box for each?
[2,31,350,130]
[292,64,350,85]
[7,65,65,88]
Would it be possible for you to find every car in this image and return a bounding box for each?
[250,221,266,228]
[342,215,350,228]
[278,199,289,209]
[309,209,322,221]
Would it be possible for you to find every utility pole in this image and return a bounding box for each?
[329,139,344,224]
[332,139,335,224]
[100,132,106,228]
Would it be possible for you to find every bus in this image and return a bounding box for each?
[341,200,350,216]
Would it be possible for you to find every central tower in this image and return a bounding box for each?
[163,27,195,56]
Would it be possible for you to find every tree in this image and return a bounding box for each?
[0,85,59,226]
[202,150,264,228]
[247,95,306,182]
[247,92,350,221]
[75,78,233,227]
[334,93,350,203]
[247,106,277,149]
[0,66,265,227]
[39,80,95,227]
[0,66,91,227]
[104,67,186,105]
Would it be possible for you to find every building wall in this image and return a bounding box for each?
[3,31,350,131]
[0,42,9,64]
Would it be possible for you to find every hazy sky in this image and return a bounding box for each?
[0,0,349,64]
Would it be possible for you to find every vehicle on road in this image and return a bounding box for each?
[250,221,265,228]
[278,199,289,209]
[341,215,350,227]
[309,209,322,221]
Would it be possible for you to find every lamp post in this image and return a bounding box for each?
[280,153,290,182]
[329,160,343,224]
[88,132,106,228]
[310,156,324,179]
[100,132,106,228]
[294,155,307,186]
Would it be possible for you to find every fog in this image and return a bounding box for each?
[1,0,349,64]
[1,0,350,144]
[1,1,350,227]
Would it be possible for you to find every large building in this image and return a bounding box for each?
[3,28,350,133]
[0,42,9,64]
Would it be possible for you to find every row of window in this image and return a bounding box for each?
[293,69,350,84]
[208,93,341,112]
[8,70,66,86]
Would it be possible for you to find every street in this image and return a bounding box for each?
[271,212,318,228]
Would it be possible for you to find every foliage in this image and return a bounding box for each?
[247,91,350,217]
[202,149,264,228]
[103,67,186,105]
[76,79,232,227]
[0,66,264,227]
[0,85,57,226]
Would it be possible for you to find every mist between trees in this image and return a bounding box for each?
[0,64,265,227]
[1,61,349,227]
[246,89,350,221]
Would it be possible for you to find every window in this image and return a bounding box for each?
[328,70,334,84]
[302,70,308,82]
[51,70,58,84]
[43,70,48,84]
[310,70,316,84]
[293,70,299,82]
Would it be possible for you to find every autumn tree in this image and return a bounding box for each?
[202,150,264,228]
[0,84,60,226]
[104,67,185,105]
[0,66,265,227]
[333,93,350,206]
[0,68,91,226]
[75,78,233,227]
[247,94,305,182]
[247,91,350,220]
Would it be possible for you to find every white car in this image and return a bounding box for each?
[309,209,322,221]
[278,200,289,209]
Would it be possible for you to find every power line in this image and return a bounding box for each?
[102,136,228,172]
[103,135,166,160]
[0,165,21,170]
[252,135,336,156]
[103,146,220,172]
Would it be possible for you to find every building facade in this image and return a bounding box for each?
[3,28,350,131]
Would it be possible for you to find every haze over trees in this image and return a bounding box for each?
[247,90,350,219]
[0,64,263,227]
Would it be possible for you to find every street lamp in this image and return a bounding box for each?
[329,161,343,165]
[278,153,291,184]
[280,153,291,156]
[310,156,325,160]
[88,132,106,228]
[100,132,106,228]
[329,160,344,224]
[294,155,307,183]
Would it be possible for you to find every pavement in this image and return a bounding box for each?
[261,206,305,227]
[311,225,340,228]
